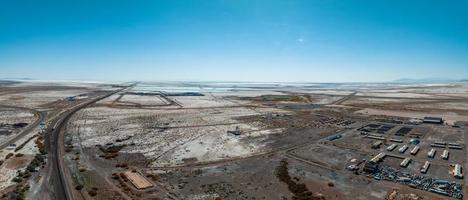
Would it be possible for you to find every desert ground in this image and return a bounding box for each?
[1,81,468,200]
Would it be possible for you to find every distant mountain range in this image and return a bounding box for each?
[392,78,468,84]
[0,80,20,86]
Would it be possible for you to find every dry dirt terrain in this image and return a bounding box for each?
[1,81,468,200]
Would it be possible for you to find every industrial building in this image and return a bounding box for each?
[386,144,397,151]
[423,117,443,124]
[327,134,342,141]
[400,158,411,168]
[65,96,76,101]
[366,135,385,140]
[410,146,420,155]
[398,145,408,153]
[421,161,431,173]
[6,143,16,150]
[371,141,383,149]
[431,143,446,148]
[389,138,403,143]
[370,152,386,164]
[441,150,449,160]
[448,145,463,150]
[409,138,420,145]
[428,148,436,158]
[453,164,463,179]
[395,127,412,136]
[123,171,154,189]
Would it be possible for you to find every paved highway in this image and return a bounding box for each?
[45,87,128,200]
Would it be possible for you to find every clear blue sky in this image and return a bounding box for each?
[1,0,467,82]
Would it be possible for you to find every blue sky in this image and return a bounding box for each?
[1,0,467,82]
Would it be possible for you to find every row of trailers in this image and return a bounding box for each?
[386,144,421,155]
[370,152,463,178]
[387,144,450,160]
[423,162,465,179]
[375,144,463,178]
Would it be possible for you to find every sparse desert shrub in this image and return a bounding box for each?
[6,153,14,159]
[147,174,159,181]
[87,189,97,196]
[116,163,128,168]
[75,185,83,190]
[21,172,31,179]
[12,177,22,183]
[276,159,320,200]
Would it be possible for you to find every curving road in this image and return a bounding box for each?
[0,105,46,150]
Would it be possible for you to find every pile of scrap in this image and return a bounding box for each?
[364,165,463,199]
[387,189,422,200]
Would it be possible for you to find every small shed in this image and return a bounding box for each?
[423,117,443,124]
